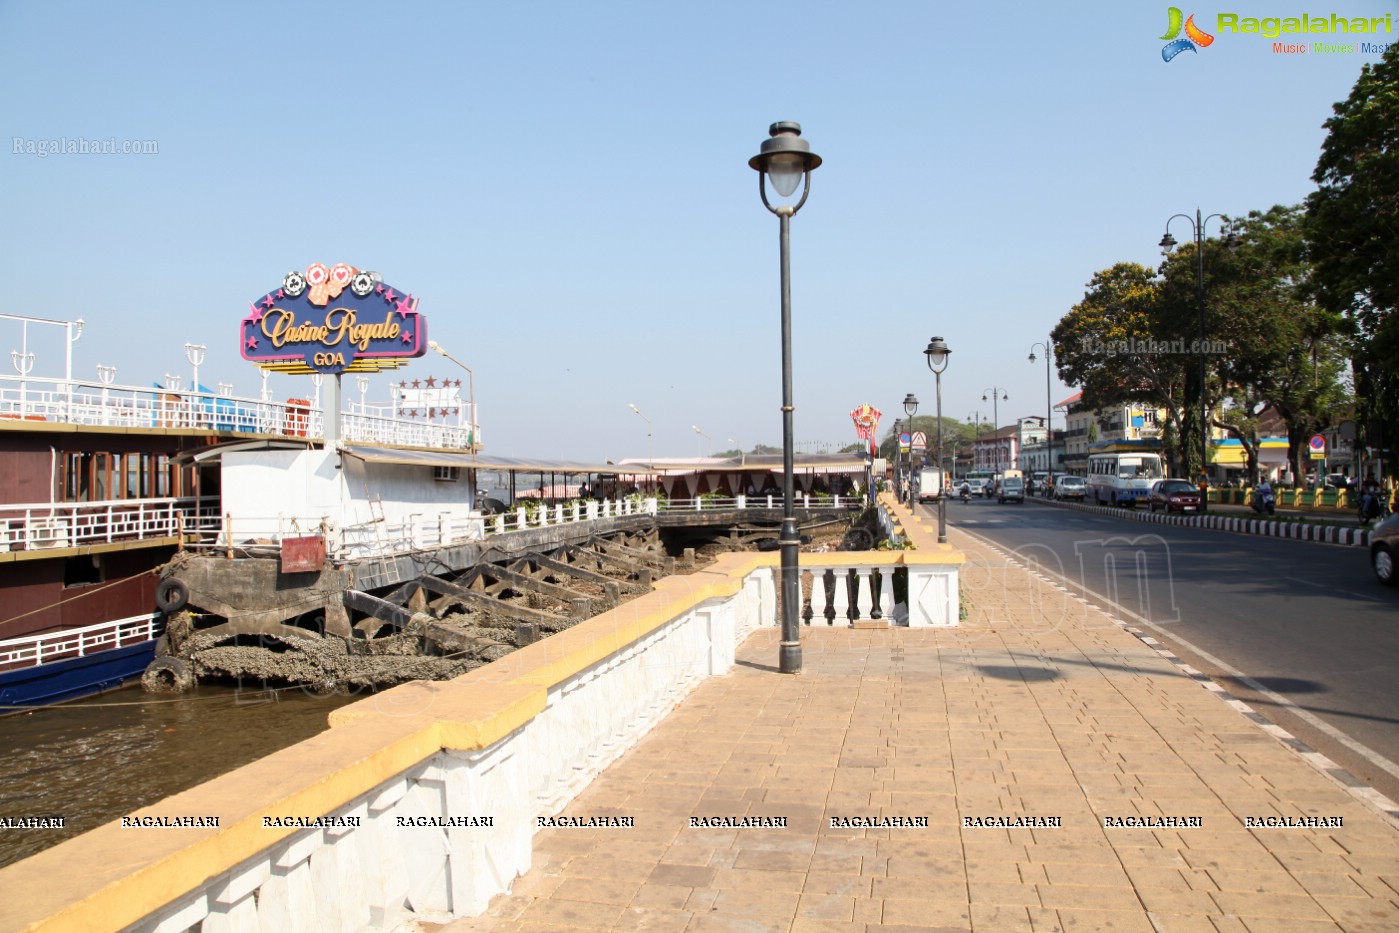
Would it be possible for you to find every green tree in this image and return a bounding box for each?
[1212,205,1349,481]
[1051,263,1193,472]
[1306,44,1399,474]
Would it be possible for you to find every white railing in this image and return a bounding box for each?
[0,612,161,670]
[340,410,479,450]
[0,496,214,552]
[0,375,480,451]
[193,498,652,562]
[655,494,861,512]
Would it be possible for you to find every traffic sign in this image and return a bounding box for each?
[1309,434,1326,460]
[912,431,927,450]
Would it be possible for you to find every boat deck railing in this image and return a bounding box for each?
[0,612,161,671]
[0,375,481,451]
[0,496,217,553]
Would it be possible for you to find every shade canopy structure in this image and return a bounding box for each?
[615,453,869,474]
[339,447,658,475]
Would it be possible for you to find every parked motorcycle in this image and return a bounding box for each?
[1251,484,1276,516]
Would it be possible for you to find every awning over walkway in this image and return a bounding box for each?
[339,446,656,475]
[615,454,869,473]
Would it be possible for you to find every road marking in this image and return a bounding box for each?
[1285,576,1387,602]
[956,524,1399,791]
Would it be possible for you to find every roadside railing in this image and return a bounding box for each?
[0,612,161,671]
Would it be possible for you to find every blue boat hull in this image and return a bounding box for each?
[0,641,158,708]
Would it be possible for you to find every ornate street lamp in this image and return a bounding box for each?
[982,388,1008,473]
[924,338,951,544]
[1160,210,1236,485]
[1028,340,1054,478]
[750,121,821,675]
[903,393,919,503]
[891,418,904,502]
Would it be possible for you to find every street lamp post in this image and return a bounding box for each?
[982,388,1008,473]
[691,424,711,458]
[891,418,903,502]
[924,339,951,544]
[97,364,116,426]
[628,403,653,470]
[902,393,919,503]
[750,120,821,676]
[429,340,478,451]
[1028,340,1054,478]
[1160,209,1233,483]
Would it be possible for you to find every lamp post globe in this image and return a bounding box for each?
[750,121,820,675]
[924,338,951,545]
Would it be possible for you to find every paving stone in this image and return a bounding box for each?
[435,527,1399,932]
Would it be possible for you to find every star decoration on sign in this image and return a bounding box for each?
[261,293,276,310]
[425,376,436,387]
[411,379,421,388]
[382,288,397,305]
[401,330,413,344]
[247,301,263,323]
[246,336,258,349]
[395,294,416,317]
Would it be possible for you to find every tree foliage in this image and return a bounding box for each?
[1306,43,1399,464]
[1052,207,1351,478]
[1215,205,1348,479]
[1051,263,1194,471]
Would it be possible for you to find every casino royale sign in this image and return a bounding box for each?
[242,263,427,374]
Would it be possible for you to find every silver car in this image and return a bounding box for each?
[1371,512,1399,585]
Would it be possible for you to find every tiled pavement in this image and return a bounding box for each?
[435,529,1399,932]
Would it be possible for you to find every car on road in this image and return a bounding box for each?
[1371,512,1399,585]
[998,475,1025,503]
[1149,478,1203,513]
[1053,476,1087,501]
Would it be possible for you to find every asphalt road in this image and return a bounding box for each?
[922,494,1399,806]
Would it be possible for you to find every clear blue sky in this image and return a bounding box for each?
[2,0,1391,462]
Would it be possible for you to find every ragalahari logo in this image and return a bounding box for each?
[1161,7,1215,60]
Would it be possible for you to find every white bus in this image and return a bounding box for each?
[1086,452,1164,507]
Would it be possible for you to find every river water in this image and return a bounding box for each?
[0,682,362,868]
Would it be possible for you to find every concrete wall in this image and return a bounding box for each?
[0,537,962,932]
[220,449,341,536]
[220,449,481,550]
[337,455,475,529]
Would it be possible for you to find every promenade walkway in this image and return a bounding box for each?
[437,526,1399,932]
